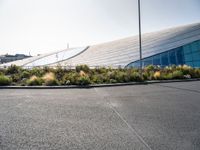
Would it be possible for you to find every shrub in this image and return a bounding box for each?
[172,70,184,79]
[42,72,59,86]
[161,73,173,80]
[181,65,192,75]
[21,70,31,79]
[91,74,104,84]
[154,71,161,80]
[145,65,155,72]
[0,70,4,76]
[77,76,91,85]
[11,74,21,82]
[76,65,90,73]
[130,72,142,82]
[0,75,12,86]
[114,71,127,83]
[54,65,66,81]
[188,69,200,78]
[109,79,117,83]
[79,70,87,77]
[95,67,108,74]
[26,76,43,86]
[30,68,44,77]
[6,65,22,75]
[62,72,79,85]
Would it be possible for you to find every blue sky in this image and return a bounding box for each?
[0,0,200,55]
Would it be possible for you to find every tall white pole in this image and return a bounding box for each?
[138,0,142,75]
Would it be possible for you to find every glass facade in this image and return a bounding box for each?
[24,47,86,67]
[127,40,200,68]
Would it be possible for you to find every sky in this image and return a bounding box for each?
[0,0,200,56]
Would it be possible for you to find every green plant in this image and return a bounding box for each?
[109,79,117,83]
[26,76,43,86]
[77,76,91,85]
[172,70,184,79]
[76,65,90,73]
[21,70,31,79]
[30,68,44,77]
[42,72,59,86]
[0,75,12,86]
[91,74,104,84]
[161,73,173,80]
[54,65,66,81]
[62,72,79,85]
[154,71,161,80]
[10,74,21,82]
[6,65,22,75]
[145,65,155,72]
[114,71,127,83]
[130,72,142,82]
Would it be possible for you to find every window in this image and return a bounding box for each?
[169,50,177,65]
[128,61,140,68]
[191,41,199,53]
[193,61,200,67]
[184,54,193,62]
[192,51,200,61]
[186,61,194,67]
[143,58,153,66]
[176,47,184,65]
[153,55,161,65]
[183,44,191,54]
[161,52,169,66]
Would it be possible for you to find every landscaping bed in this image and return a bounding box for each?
[0,65,200,86]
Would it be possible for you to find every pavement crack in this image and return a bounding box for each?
[156,84,200,94]
[94,88,153,150]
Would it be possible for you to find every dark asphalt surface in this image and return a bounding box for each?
[0,81,200,150]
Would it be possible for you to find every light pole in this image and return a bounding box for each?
[138,0,142,76]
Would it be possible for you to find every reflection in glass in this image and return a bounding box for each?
[24,47,86,67]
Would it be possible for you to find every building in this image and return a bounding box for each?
[0,54,31,64]
[1,22,200,68]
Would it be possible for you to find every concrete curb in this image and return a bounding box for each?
[0,78,200,89]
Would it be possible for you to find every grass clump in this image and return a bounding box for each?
[6,65,22,75]
[76,65,90,73]
[26,76,43,86]
[153,71,161,80]
[42,72,59,86]
[0,75,12,86]
[172,70,184,79]
[77,76,91,85]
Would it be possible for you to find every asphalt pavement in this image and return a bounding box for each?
[0,81,200,150]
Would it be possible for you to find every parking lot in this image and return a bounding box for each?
[0,81,200,150]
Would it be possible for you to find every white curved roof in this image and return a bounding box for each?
[1,22,200,68]
[58,22,200,68]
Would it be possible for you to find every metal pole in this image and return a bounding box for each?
[138,0,142,76]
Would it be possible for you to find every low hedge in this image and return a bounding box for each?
[0,64,199,86]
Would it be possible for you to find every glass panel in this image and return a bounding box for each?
[161,52,169,66]
[128,61,140,68]
[176,47,184,65]
[143,57,153,67]
[186,61,194,67]
[153,55,161,65]
[25,47,86,67]
[192,51,200,61]
[169,50,177,65]
[198,40,200,49]
[184,54,193,62]
[193,61,200,68]
[191,41,199,53]
[183,44,191,54]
